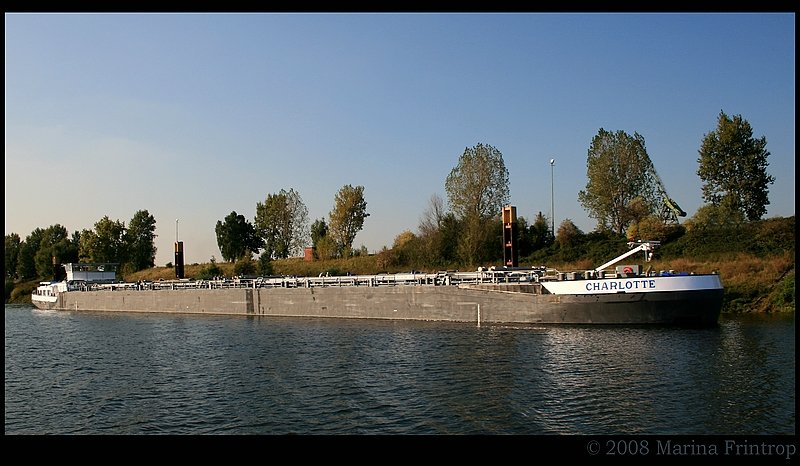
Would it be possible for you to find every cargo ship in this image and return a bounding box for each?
[31,241,724,326]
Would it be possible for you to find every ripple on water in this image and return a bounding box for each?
[5,307,796,435]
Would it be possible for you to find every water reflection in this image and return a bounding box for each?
[4,306,794,435]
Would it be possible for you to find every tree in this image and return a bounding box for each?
[578,129,660,235]
[457,216,496,266]
[310,218,328,250]
[5,233,21,280]
[393,230,416,249]
[622,196,656,241]
[528,211,553,253]
[419,193,446,236]
[34,225,79,279]
[389,230,418,267]
[15,241,36,280]
[437,213,461,265]
[215,211,263,262]
[415,194,448,266]
[310,218,334,261]
[555,219,584,249]
[46,236,79,280]
[445,143,510,221]
[257,251,274,276]
[328,184,369,257]
[626,215,668,242]
[444,144,509,265]
[314,236,338,261]
[125,210,157,271]
[697,111,775,221]
[255,188,309,259]
[79,217,126,263]
[684,203,745,232]
[16,228,45,279]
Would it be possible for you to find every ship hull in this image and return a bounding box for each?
[31,295,60,311]
[31,283,723,327]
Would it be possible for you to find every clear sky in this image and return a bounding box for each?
[5,12,795,266]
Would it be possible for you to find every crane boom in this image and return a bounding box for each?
[594,241,660,273]
[643,155,686,224]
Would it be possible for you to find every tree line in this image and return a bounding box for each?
[377,110,775,270]
[6,110,775,281]
[212,184,371,277]
[5,210,157,281]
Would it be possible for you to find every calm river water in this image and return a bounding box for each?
[5,304,795,439]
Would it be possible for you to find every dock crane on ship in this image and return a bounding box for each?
[643,155,687,225]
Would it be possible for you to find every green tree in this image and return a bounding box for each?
[627,215,668,242]
[310,218,328,253]
[697,111,775,221]
[15,241,36,280]
[16,228,45,279]
[529,211,554,252]
[684,203,746,232]
[515,216,532,258]
[457,216,495,266]
[445,143,510,221]
[32,225,80,279]
[314,236,338,261]
[578,129,660,235]
[79,217,126,263]
[328,184,369,257]
[125,210,157,271]
[445,144,509,265]
[215,211,262,262]
[47,237,79,280]
[437,213,461,265]
[255,188,309,259]
[388,230,418,268]
[5,233,21,280]
[257,251,274,276]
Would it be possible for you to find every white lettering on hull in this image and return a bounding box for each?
[584,279,657,291]
[541,275,723,295]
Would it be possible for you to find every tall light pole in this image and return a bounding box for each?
[550,158,555,236]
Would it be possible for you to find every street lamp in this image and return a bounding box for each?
[550,159,555,236]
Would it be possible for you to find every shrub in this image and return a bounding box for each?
[196,262,223,280]
[233,255,256,276]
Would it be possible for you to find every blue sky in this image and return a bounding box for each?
[5,12,795,266]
